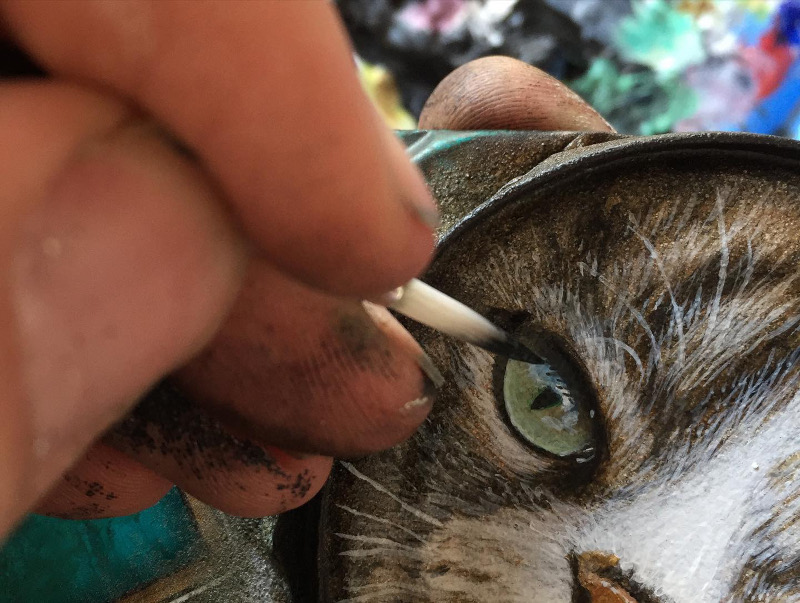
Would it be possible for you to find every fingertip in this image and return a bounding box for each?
[34,443,173,519]
[342,378,435,457]
[175,265,440,458]
[208,452,333,518]
[420,56,613,132]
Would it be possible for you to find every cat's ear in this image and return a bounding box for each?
[419,56,613,132]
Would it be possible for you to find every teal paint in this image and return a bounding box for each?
[0,488,201,603]
[401,130,499,164]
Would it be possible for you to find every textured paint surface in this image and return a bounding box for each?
[320,131,800,602]
[343,0,800,137]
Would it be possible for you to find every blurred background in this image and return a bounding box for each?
[342,0,800,137]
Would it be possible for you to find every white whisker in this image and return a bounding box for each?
[628,217,687,365]
[591,336,645,382]
[339,547,423,559]
[578,260,661,366]
[702,189,729,346]
[335,533,417,551]
[336,504,426,542]
[341,462,444,527]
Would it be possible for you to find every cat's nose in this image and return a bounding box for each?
[573,551,638,602]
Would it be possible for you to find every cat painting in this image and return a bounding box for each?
[5,130,797,603]
[317,131,800,602]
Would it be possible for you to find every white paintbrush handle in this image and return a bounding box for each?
[388,279,509,347]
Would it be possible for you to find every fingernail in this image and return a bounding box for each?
[417,350,444,389]
[406,190,441,229]
[367,285,404,307]
[362,300,445,388]
[400,163,441,229]
[382,128,441,229]
[400,394,433,416]
[361,299,443,408]
[400,368,439,416]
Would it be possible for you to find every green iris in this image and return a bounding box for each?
[503,359,595,457]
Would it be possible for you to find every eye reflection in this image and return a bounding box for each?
[501,337,598,459]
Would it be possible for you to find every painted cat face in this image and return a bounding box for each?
[319,134,800,602]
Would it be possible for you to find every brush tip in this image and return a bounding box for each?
[480,335,544,364]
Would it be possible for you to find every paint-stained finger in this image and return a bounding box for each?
[175,259,441,458]
[106,383,332,517]
[419,56,613,132]
[35,442,173,519]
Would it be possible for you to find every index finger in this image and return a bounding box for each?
[1,1,436,297]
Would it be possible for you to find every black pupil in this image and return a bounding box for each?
[530,387,561,410]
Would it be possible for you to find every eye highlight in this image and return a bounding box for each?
[496,328,600,461]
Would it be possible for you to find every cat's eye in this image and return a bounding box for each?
[499,332,599,460]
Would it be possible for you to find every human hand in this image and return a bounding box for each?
[0,0,610,537]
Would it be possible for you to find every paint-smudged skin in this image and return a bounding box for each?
[320,154,800,602]
[109,383,316,511]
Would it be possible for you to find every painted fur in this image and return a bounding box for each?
[319,149,800,602]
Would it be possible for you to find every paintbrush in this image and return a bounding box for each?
[380,279,543,364]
